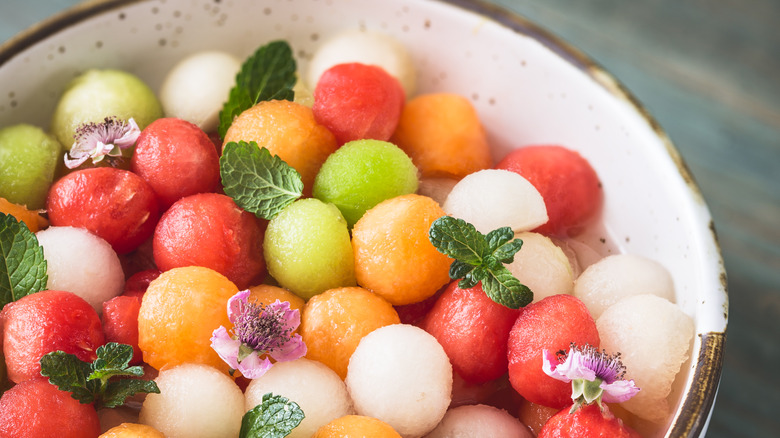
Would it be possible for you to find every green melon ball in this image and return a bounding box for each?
[264,198,356,300]
[313,139,419,227]
[50,69,162,148]
[0,124,62,209]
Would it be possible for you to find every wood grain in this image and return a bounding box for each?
[2,1,779,437]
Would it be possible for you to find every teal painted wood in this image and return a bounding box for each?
[2,1,779,437]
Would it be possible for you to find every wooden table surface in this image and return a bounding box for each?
[1,1,778,437]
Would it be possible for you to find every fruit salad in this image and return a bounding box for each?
[0,28,695,438]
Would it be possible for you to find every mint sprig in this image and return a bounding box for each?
[40,342,159,409]
[0,212,47,310]
[218,40,297,139]
[240,393,305,438]
[429,216,533,309]
[220,141,303,220]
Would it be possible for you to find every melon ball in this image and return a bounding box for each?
[264,198,356,300]
[139,363,244,438]
[307,29,416,97]
[245,358,354,438]
[51,69,162,149]
[425,404,532,438]
[346,324,452,438]
[159,51,241,133]
[443,169,548,234]
[36,226,124,314]
[0,124,62,210]
[506,232,574,302]
[313,139,419,227]
[596,294,694,423]
[574,254,676,319]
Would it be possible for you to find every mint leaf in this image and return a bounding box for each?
[429,216,533,309]
[39,351,98,404]
[428,216,488,265]
[240,393,305,438]
[483,266,533,309]
[218,40,297,139]
[40,342,159,409]
[0,212,47,310]
[220,141,303,220]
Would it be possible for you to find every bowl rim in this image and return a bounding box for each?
[0,0,727,436]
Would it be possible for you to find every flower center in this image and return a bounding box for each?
[233,300,294,353]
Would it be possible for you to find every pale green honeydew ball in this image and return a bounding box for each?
[307,29,417,97]
[35,226,124,315]
[442,169,548,235]
[245,358,354,438]
[160,51,241,133]
[346,324,452,438]
[596,294,694,423]
[505,231,574,303]
[263,198,356,300]
[50,69,162,148]
[574,253,676,319]
[0,124,62,210]
[425,404,533,438]
[313,139,419,227]
[139,363,244,438]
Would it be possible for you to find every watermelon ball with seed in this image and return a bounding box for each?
[496,145,603,237]
[131,117,221,209]
[312,62,405,145]
[507,294,600,409]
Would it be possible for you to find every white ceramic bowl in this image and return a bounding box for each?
[0,0,727,436]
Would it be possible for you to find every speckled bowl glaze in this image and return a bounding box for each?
[0,0,726,436]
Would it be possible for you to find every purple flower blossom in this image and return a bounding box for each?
[543,343,639,409]
[64,116,140,169]
[210,290,306,379]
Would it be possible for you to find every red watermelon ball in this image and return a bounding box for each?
[312,62,405,145]
[1,290,105,384]
[495,145,603,237]
[131,117,221,209]
[507,294,600,409]
[422,281,521,384]
[46,167,160,254]
[0,377,101,438]
[152,192,266,289]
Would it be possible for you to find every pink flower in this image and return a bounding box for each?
[210,290,306,379]
[64,116,140,168]
[543,344,639,408]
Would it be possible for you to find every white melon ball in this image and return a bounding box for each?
[596,294,694,423]
[574,253,676,319]
[35,226,124,314]
[307,29,417,97]
[245,358,354,438]
[443,169,548,234]
[506,232,574,303]
[160,51,241,132]
[139,364,243,438]
[425,404,532,438]
[417,177,458,207]
[346,324,452,438]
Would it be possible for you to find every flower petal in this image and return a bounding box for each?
[113,118,141,149]
[63,151,90,169]
[236,352,274,379]
[270,333,307,363]
[542,349,569,382]
[210,326,241,370]
[556,349,597,382]
[601,379,641,403]
[227,289,251,323]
